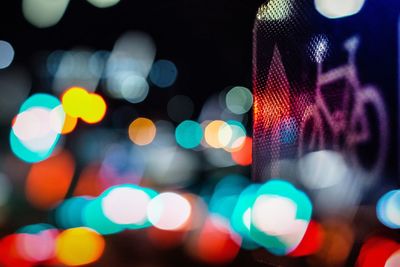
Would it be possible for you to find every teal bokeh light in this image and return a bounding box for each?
[175,120,203,149]
[230,184,260,250]
[55,197,91,229]
[209,174,249,220]
[82,198,124,235]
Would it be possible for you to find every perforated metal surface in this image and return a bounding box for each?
[252,0,393,185]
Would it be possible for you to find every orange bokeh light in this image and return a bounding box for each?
[204,120,226,148]
[56,227,105,266]
[61,114,78,134]
[128,118,157,146]
[25,150,75,210]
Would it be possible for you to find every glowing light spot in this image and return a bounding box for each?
[357,237,400,267]
[25,150,75,210]
[147,192,191,230]
[242,208,251,230]
[289,220,324,257]
[175,120,203,149]
[22,0,70,28]
[105,32,155,98]
[221,120,247,152]
[191,215,241,264]
[16,225,57,263]
[10,94,64,163]
[377,190,400,229]
[82,198,124,235]
[250,180,312,255]
[299,150,349,189]
[0,41,15,69]
[231,184,260,250]
[62,87,90,118]
[128,117,156,146]
[56,227,105,266]
[226,86,253,115]
[209,174,249,220]
[149,60,178,88]
[231,137,252,166]
[204,120,228,148]
[0,234,33,267]
[80,93,107,124]
[62,87,107,124]
[218,123,233,148]
[101,185,155,227]
[253,195,300,235]
[315,0,365,19]
[86,0,120,8]
[55,197,91,229]
[120,75,149,103]
[61,114,78,134]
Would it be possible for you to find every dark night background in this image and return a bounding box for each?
[0,0,264,113]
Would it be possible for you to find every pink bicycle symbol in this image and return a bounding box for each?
[298,36,388,180]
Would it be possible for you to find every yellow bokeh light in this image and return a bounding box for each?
[81,94,107,124]
[61,87,107,124]
[56,227,105,266]
[62,87,89,118]
[128,118,156,146]
[204,120,227,148]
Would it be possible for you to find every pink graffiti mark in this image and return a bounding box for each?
[298,36,388,182]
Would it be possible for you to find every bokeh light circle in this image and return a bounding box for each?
[86,0,120,8]
[0,41,15,69]
[128,117,157,146]
[225,86,253,115]
[377,190,400,229]
[120,75,149,103]
[175,120,203,149]
[204,120,228,148]
[147,192,191,230]
[56,227,105,266]
[102,186,152,225]
[149,60,178,88]
[250,180,313,255]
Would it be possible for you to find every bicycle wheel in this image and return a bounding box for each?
[298,105,325,157]
[346,86,388,182]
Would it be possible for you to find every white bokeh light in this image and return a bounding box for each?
[252,195,298,235]
[315,0,365,19]
[102,187,151,225]
[147,192,191,230]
